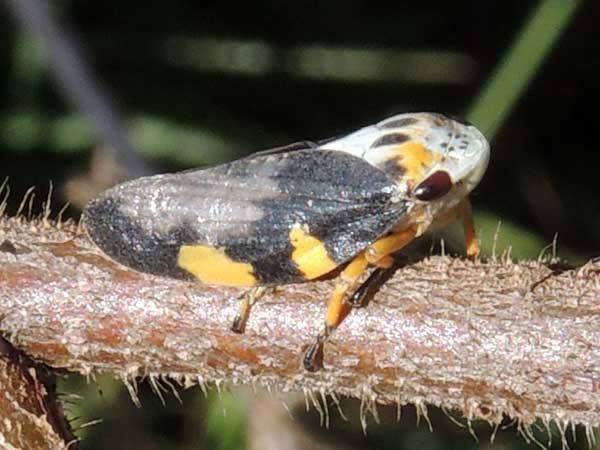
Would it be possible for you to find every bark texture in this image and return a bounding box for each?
[0,214,599,432]
[0,336,78,450]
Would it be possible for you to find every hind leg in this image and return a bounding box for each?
[231,286,269,334]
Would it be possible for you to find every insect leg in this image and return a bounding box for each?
[347,263,397,308]
[459,197,480,258]
[303,225,418,371]
[303,254,369,371]
[373,254,394,268]
[365,225,417,264]
[231,286,269,334]
[349,225,418,308]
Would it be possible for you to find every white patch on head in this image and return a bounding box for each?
[320,113,489,196]
[318,123,381,159]
[318,112,490,227]
[421,116,490,193]
[412,113,490,223]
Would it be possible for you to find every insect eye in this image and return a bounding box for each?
[414,170,453,201]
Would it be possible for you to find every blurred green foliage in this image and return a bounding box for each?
[467,0,581,139]
[204,390,247,450]
[1,0,598,449]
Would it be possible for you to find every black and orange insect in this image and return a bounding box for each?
[83,112,490,371]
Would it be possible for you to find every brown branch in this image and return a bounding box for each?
[0,336,78,449]
[1,215,599,430]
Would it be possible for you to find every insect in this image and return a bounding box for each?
[82,112,490,371]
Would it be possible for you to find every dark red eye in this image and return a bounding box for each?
[414,170,453,201]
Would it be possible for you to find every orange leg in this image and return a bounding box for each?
[365,225,417,264]
[460,197,479,258]
[373,254,394,269]
[324,254,369,328]
[303,253,369,371]
[431,197,479,257]
[303,225,418,371]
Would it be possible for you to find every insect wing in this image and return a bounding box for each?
[83,148,408,285]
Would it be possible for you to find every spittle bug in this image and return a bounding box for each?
[83,112,490,371]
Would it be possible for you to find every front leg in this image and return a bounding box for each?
[459,197,480,258]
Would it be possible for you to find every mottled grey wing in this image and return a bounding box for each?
[83,149,408,284]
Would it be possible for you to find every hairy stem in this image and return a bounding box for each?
[0,215,599,429]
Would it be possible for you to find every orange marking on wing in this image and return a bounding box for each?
[289,224,338,279]
[178,245,257,286]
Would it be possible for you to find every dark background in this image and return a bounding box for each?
[1,1,598,449]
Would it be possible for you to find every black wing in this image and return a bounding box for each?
[83,148,408,284]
